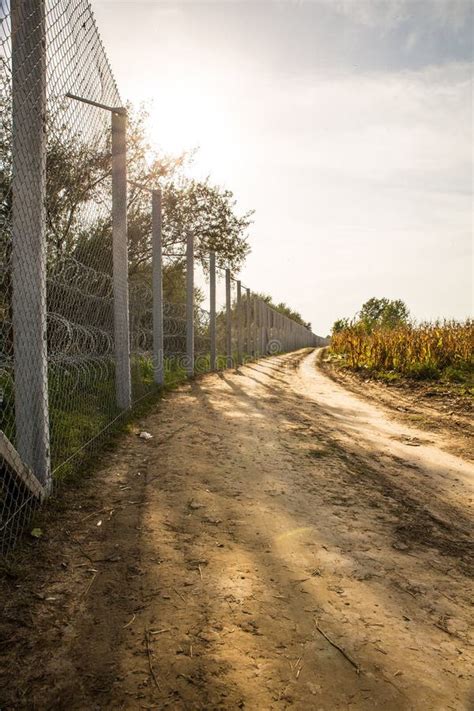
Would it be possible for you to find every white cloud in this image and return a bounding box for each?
[318,0,472,31]
[91,0,473,333]
[216,62,472,329]
[263,63,472,188]
[319,0,410,28]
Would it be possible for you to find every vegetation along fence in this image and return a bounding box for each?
[0,0,326,555]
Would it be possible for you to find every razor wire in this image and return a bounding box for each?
[0,0,325,556]
[1,0,125,553]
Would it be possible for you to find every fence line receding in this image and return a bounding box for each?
[0,0,327,555]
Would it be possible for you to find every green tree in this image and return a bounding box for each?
[1,96,252,275]
[127,176,252,277]
[332,318,350,334]
[253,293,311,330]
[359,297,409,331]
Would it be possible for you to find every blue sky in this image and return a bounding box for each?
[92,0,472,334]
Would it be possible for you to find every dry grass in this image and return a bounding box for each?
[330,320,473,383]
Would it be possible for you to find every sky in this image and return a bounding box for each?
[91,0,473,335]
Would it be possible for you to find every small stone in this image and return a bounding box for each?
[189,500,204,510]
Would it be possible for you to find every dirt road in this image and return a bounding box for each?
[1,349,473,710]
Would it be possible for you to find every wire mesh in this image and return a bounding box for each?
[230,277,238,364]
[161,248,187,385]
[215,267,227,369]
[0,0,324,556]
[193,257,211,373]
[0,0,124,553]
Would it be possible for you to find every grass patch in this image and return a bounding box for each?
[442,362,474,386]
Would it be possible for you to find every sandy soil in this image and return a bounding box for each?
[1,348,472,710]
[319,352,473,462]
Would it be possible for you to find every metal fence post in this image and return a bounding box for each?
[266,304,271,353]
[269,307,274,351]
[186,231,194,377]
[245,289,252,358]
[264,302,268,354]
[11,0,50,488]
[209,251,216,371]
[112,110,132,409]
[225,268,232,368]
[253,295,259,357]
[152,189,164,385]
[236,280,242,367]
[260,300,265,356]
[256,299,261,357]
[264,303,269,354]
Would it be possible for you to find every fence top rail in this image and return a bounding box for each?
[65,92,126,115]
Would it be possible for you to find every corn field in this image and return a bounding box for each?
[330,320,474,380]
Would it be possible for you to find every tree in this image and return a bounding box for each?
[332,318,349,334]
[253,293,311,330]
[332,298,410,335]
[359,297,409,331]
[127,176,252,277]
[73,105,252,275]
[0,91,252,276]
[128,260,204,306]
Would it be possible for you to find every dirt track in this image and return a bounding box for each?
[1,348,473,710]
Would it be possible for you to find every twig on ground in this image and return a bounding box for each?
[123,613,136,629]
[178,673,197,685]
[80,508,108,523]
[68,535,96,565]
[434,622,455,637]
[314,620,360,673]
[82,571,98,597]
[145,629,162,691]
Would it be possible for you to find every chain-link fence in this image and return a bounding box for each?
[0,0,327,556]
